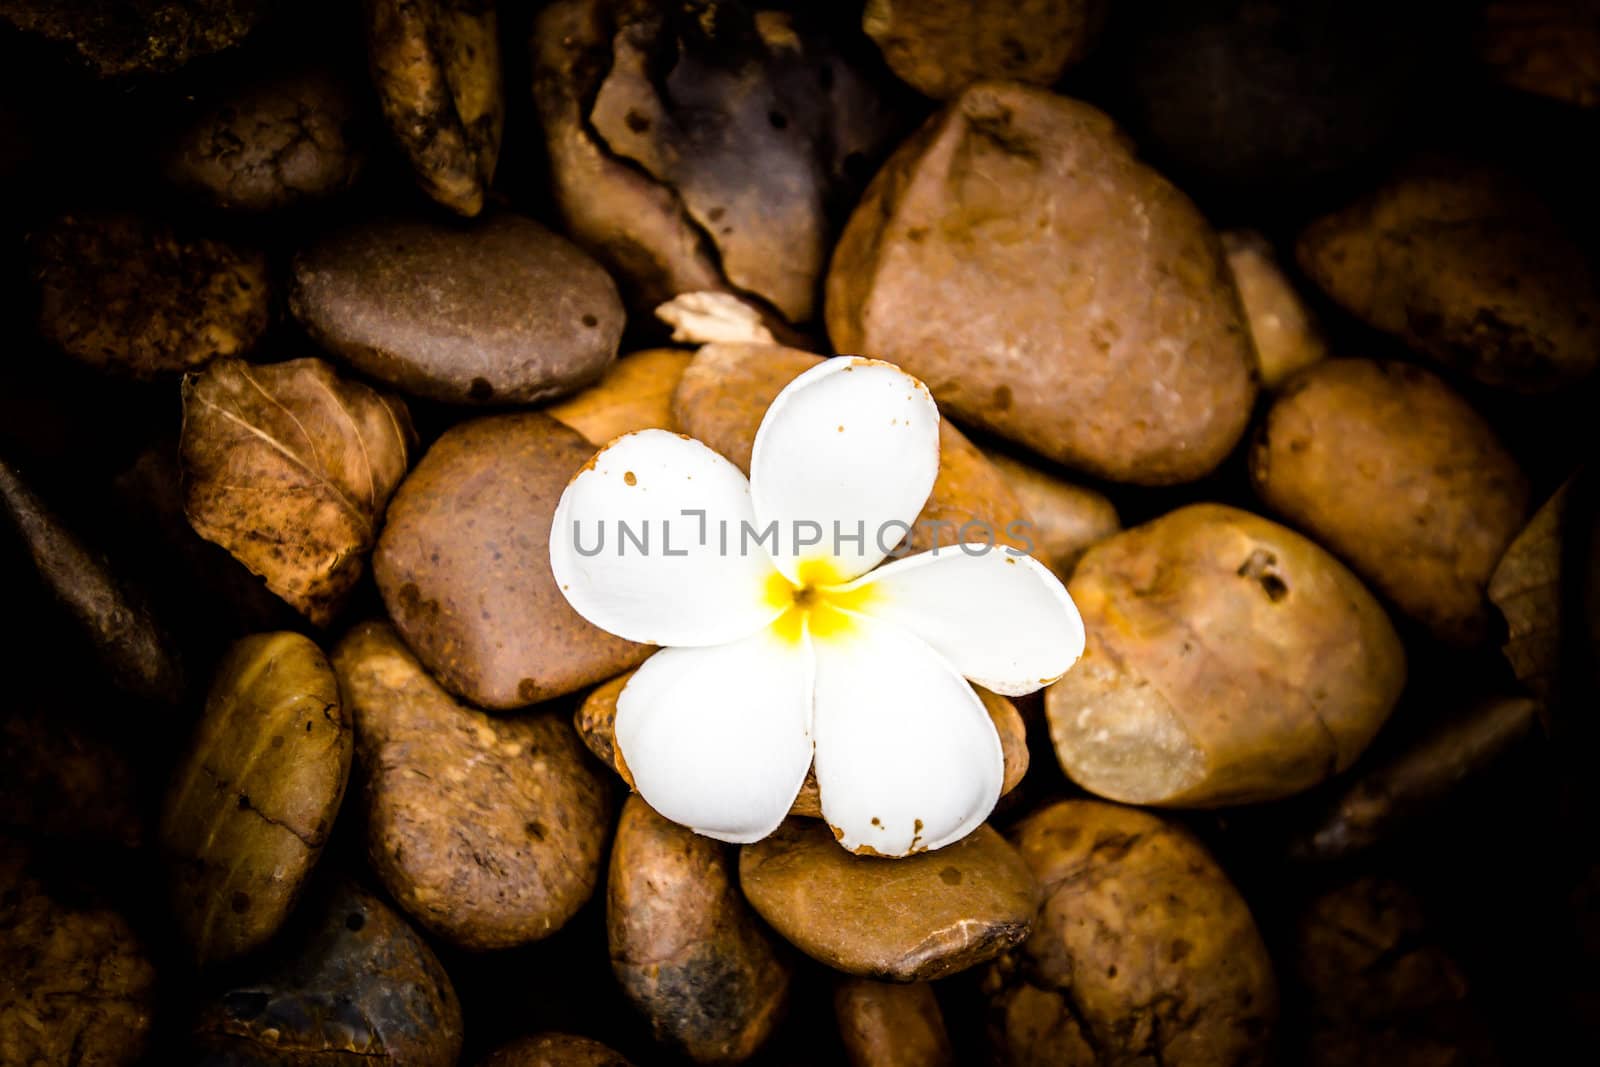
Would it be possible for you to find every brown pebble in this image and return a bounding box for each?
[334,621,612,950]
[609,796,790,1062]
[1252,358,1530,645]
[986,800,1277,1066]
[374,412,651,709]
[291,214,624,406]
[740,819,1038,982]
[160,633,351,964]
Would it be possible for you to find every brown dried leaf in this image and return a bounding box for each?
[180,357,414,626]
[1489,477,1572,701]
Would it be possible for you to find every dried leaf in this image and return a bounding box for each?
[1489,477,1572,701]
[180,357,414,626]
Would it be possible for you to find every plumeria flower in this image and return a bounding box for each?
[550,358,1085,856]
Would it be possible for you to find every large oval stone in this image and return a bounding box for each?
[825,83,1256,485]
[1251,359,1530,645]
[739,819,1038,981]
[160,632,351,964]
[609,795,789,1062]
[1046,504,1405,807]
[987,800,1277,1066]
[291,214,623,406]
[334,621,611,949]
[373,412,649,708]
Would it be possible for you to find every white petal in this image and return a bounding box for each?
[550,429,785,647]
[811,615,1002,856]
[616,628,814,844]
[750,358,939,584]
[847,545,1086,696]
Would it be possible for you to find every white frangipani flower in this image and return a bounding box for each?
[549,358,1085,856]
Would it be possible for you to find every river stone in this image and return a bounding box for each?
[739,819,1038,981]
[481,1033,635,1067]
[192,880,462,1066]
[547,348,692,445]
[373,412,650,708]
[1046,504,1405,807]
[291,214,623,405]
[364,0,502,216]
[334,621,611,950]
[672,343,1034,553]
[32,212,269,378]
[160,633,351,964]
[0,839,156,1067]
[986,800,1277,1066]
[165,65,367,212]
[834,979,954,1067]
[1251,359,1531,645]
[609,795,790,1062]
[826,83,1256,485]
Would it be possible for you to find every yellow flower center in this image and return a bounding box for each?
[766,560,876,644]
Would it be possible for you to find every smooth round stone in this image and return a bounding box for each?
[160,633,352,964]
[1046,504,1405,807]
[165,66,367,212]
[834,979,954,1067]
[334,621,611,950]
[32,212,269,378]
[192,881,462,1066]
[373,412,650,708]
[609,796,790,1062]
[481,1033,635,1067]
[988,801,1277,1066]
[739,819,1039,982]
[825,84,1256,486]
[1251,359,1531,645]
[1,839,156,1067]
[292,214,623,406]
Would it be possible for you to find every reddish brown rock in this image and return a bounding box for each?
[374,412,651,709]
[826,83,1256,485]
